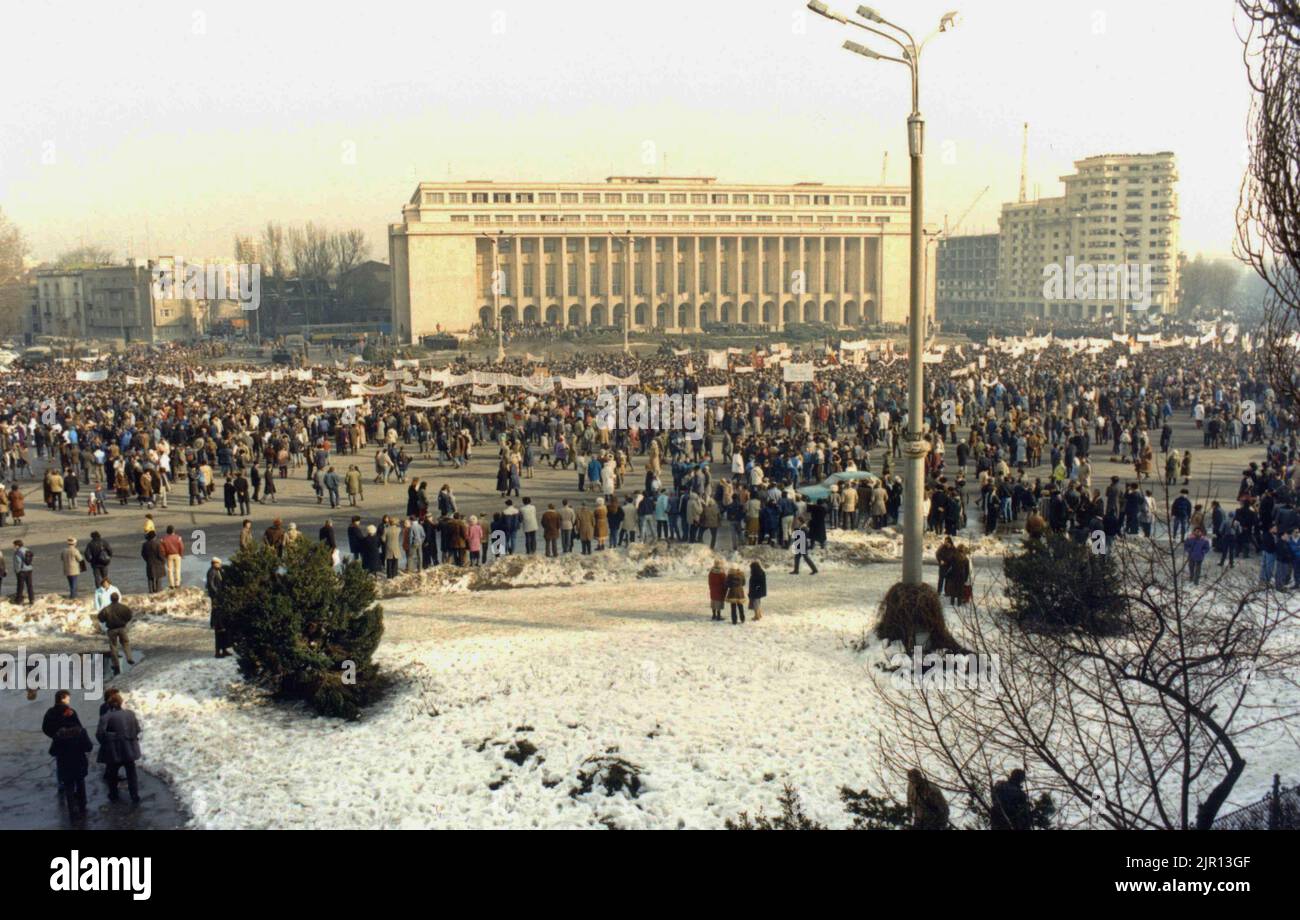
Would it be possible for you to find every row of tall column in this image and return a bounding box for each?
[481,234,886,329]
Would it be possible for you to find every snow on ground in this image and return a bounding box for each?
[371,527,1011,598]
[0,587,210,639]
[4,528,1293,829]
[127,572,894,829]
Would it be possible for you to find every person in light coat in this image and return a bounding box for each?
[60,537,85,599]
[520,497,540,555]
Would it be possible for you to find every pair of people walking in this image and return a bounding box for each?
[43,688,144,819]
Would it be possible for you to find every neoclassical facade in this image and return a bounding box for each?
[389,177,937,342]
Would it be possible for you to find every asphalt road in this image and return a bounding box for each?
[0,410,1269,602]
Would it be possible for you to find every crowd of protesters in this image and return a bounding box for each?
[0,326,1295,611]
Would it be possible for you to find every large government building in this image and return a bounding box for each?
[389,177,938,342]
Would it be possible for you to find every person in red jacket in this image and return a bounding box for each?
[159,525,185,590]
[707,559,726,622]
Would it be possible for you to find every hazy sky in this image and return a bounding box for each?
[1,0,1253,263]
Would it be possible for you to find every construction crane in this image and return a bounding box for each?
[1018,122,1029,204]
[944,185,991,237]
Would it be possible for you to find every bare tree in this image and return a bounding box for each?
[867,538,1300,830]
[0,208,26,284]
[233,235,259,265]
[0,209,29,335]
[260,222,287,279]
[330,229,370,279]
[1236,0,1300,405]
[53,244,114,268]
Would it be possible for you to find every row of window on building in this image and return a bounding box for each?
[425,190,908,207]
[448,213,897,226]
[478,259,867,299]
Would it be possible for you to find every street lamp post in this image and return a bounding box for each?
[1119,229,1139,335]
[609,230,631,354]
[808,1,959,586]
[481,230,506,362]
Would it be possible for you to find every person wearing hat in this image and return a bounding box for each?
[60,537,85,599]
[707,559,726,621]
[206,558,230,657]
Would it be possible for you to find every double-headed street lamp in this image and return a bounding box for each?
[807,1,960,586]
[481,230,507,362]
[608,230,632,355]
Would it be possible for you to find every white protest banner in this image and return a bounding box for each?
[469,402,505,414]
[672,348,691,357]
[75,370,109,383]
[732,366,755,375]
[783,363,815,383]
[322,398,363,410]
[472,384,499,397]
[707,350,729,370]
[156,374,183,387]
[697,384,730,399]
[401,383,427,394]
[393,358,420,368]
[404,396,450,408]
[125,375,147,385]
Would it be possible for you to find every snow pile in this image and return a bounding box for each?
[0,588,210,639]
[372,529,1011,599]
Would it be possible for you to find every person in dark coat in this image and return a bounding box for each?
[141,532,166,593]
[748,561,767,621]
[42,690,80,793]
[86,532,113,585]
[360,524,383,574]
[49,704,93,818]
[347,516,364,563]
[96,689,142,804]
[98,593,136,675]
[808,500,828,549]
[989,769,1032,830]
[206,558,230,657]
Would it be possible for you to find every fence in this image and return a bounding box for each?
[1213,775,1299,830]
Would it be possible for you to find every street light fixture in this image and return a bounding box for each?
[806,1,960,587]
[480,230,507,362]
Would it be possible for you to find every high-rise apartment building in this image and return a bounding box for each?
[996,153,1179,321]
